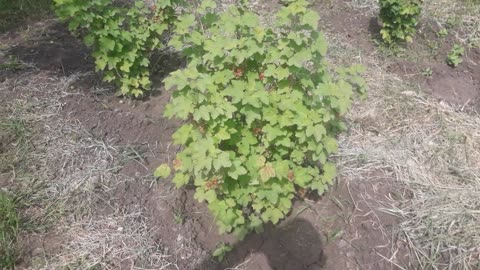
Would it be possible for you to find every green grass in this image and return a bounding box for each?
[0,192,19,269]
[0,116,30,173]
[0,0,52,32]
[0,57,25,72]
[0,113,27,268]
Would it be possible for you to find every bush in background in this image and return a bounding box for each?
[379,0,422,44]
[54,0,178,97]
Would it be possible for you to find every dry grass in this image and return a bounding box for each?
[0,71,180,269]
[422,0,480,46]
[44,211,177,270]
[326,33,480,269]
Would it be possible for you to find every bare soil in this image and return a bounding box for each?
[317,0,480,109]
[1,0,478,269]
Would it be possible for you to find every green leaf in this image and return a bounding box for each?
[120,61,132,73]
[228,164,247,180]
[288,49,312,67]
[84,34,95,46]
[95,57,107,71]
[324,137,338,154]
[154,164,171,179]
[263,125,285,141]
[213,152,232,170]
[214,128,231,141]
[172,173,190,188]
[256,155,266,168]
[199,0,217,12]
[301,10,320,29]
[274,160,289,179]
[172,125,193,145]
[278,197,292,214]
[99,36,116,52]
[195,189,217,203]
[212,243,232,262]
[293,167,313,188]
[306,124,326,142]
[311,178,327,196]
[260,163,276,182]
[321,162,337,185]
[261,207,284,224]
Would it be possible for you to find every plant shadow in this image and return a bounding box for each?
[368,16,383,42]
[196,218,326,270]
[5,23,94,75]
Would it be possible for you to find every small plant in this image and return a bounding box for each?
[437,28,448,38]
[379,0,422,44]
[54,0,178,97]
[446,44,465,67]
[426,40,440,57]
[0,192,19,269]
[0,56,24,71]
[212,242,232,262]
[446,17,457,29]
[157,0,365,238]
[422,67,432,77]
[174,211,185,225]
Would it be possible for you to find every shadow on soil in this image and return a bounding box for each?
[197,218,326,270]
[4,22,184,97]
[5,23,93,75]
[368,17,382,41]
[0,0,52,33]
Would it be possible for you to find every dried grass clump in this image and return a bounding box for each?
[0,71,179,269]
[327,34,480,269]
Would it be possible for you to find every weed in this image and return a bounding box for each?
[174,211,185,225]
[422,67,433,77]
[212,242,232,262]
[0,57,25,72]
[437,28,448,38]
[426,40,440,58]
[446,44,465,67]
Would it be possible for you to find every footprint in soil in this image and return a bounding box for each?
[198,218,325,270]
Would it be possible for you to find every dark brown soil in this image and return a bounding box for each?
[5,23,94,75]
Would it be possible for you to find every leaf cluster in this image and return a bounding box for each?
[379,0,422,44]
[446,44,464,67]
[158,0,365,238]
[53,0,178,97]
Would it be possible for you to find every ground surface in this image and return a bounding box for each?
[1,0,479,270]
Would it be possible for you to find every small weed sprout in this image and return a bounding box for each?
[446,44,465,67]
